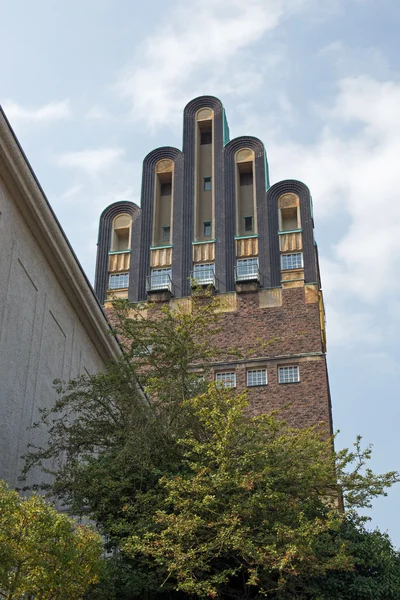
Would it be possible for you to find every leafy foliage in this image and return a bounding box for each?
[0,480,102,600]
[22,296,400,599]
[126,386,398,598]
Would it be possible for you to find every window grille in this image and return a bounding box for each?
[247,369,267,386]
[215,372,236,388]
[281,253,303,270]
[236,258,259,281]
[109,273,129,289]
[192,263,215,285]
[149,268,172,291]
[278,366,300,384]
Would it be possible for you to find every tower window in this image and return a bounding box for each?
[244,216,253,232]
[280,207,300,231]
[204,177,212,192]
[240,172,253,186]
[109,273,129,289]
[281,253,303,270]
[200,131,212,145]
[215,372,236,388]
[149,268,172,291]
[160,182,172,196]
[193,263,215,285]
[111,213,132,252]
[203,221,212,237]
[162,226,171,242]
[247,369,267,387]
[278,366,300,384]
[236,258,258,281]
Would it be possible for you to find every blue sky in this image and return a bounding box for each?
[1,0,400,543]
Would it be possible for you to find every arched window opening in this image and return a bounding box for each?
[111,214,132,252]
[278,193,301,232]
[153,160,174,247]
[235,149,256,237]
[195,108,214,241]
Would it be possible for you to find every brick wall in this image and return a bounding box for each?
[105,284,332,434]
[207,287,332,432]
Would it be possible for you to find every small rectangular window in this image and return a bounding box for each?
[109,273,129,289]
[160,182,172,196]
[215,372,236,388]
[201,131,212,145]
[204,177,212,191]
[278,366,300,384]
[244,216,253,232]
[247,369,267,387]
[240,172,253,186]
[281,253,303,270]
[162,226,171,242]
[203,221,212,237]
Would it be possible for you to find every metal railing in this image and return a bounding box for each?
[190,267,216,287]
[146,273,173,293]
[234,263,260,282]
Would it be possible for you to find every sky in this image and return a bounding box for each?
[1,0,400,543]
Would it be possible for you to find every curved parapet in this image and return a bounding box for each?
[138,147,183,300]
[267,180,316,288]
[224,136,270,288]
[94,201,141,305]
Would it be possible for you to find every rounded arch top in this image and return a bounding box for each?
[225,136,270,190]
[225,136,266,159]
[143,146,182,169]
[196,107,214,121]
[112,213,132,228]
[155,159,174,173]
[268,179,311,200]
[99,200,140,226]
[235,148,255,163]
[184,96,223,117]
[277,192,300,209]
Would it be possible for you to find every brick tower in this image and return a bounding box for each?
[94,96,333,432]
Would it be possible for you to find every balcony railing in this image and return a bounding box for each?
[146,273,172,293]
[190,267,216,287]
[234,263,260,282]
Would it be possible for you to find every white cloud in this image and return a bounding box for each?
[85,105,112,120]
[57,148,126,176]
[115,0,363,129]
[266,75,400,344]
[2,100,71,122]
[115,0,303,128]
[59,184,83,199]
[324,302,382,347]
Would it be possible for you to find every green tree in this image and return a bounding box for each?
[291,516,400,600]
[125,386,398,598]
[0,480,102,600]
[23,297,400,599]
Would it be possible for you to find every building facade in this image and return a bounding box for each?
[95,95,332,432]
[0,107,121,489]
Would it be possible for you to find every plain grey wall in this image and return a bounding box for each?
[0,173,107,490]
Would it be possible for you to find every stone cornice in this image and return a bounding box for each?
[0,106,121,363]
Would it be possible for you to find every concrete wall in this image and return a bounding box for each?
[0,177,105,488]
[0,109,120,490]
